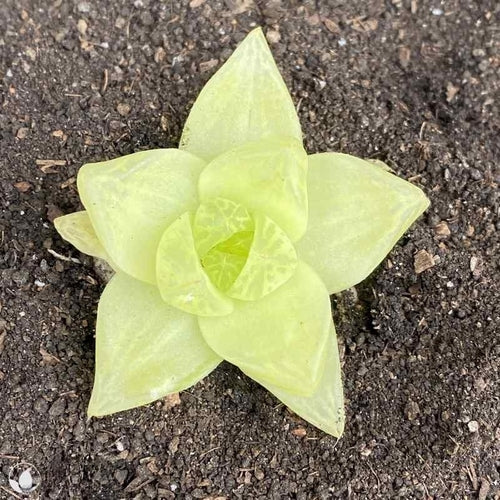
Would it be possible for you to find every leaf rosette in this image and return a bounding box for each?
[54,28,429,437]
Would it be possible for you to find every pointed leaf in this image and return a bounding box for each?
[156,212,234,316]
[54,211,109,260]
[258,323,345,437]
[193,197,254,257]
[297,153,430,294]
[198,262,331,396]
[198,137,308,241]
[180,27,302,161]
[227,213,297,301]
[78,149,205,284]
[88,272,222,417]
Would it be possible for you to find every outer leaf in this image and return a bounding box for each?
[198,262,331,396]
[180,27,302,162]
[258,323,345,438]
[54,211,109,260]
[78,149,205,284]
[198,137,308,241]
[88,273,221,417]
[296,153,430,294]
[156,212,234,317]
[193,197,254,257]
[227,213,297,301]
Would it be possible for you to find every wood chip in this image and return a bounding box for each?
[154,46,166,64]
[40,347,61,366]
[14,181,32,193]
[470,256,483,278]
[291,427,307,437]
[160,115,169,132]
[478,479,490,500]
[199,59,219,73]
[116,102,131,116]
[124,477,154,493]
[323,18,340,33]
[52,129,66,139]
[446,82,459,102]
[0,331,6,356]
[414,249,435,274]
[168,435,180,454]
[16,127,29,139]
[434,221,451,236]
[163,392,181,409]
[362,18,378,31]
[399,46,411,68]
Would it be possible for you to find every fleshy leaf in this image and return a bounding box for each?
[88,272,221,417]
[296,153,430,294]
[54,211,109,260]
[156,212,234,316]
[78,149,205,284]
[193,197,254,257]
[257,323,345,438]
[198,262,331,396]
[180,27,302,161]
[201,231,253,292]
[198,137,308,241]
[227,213,297,301]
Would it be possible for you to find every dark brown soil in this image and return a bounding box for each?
[1,0,499,498]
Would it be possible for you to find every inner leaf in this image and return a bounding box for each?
[201,231,254,291]
[193,197,254,257]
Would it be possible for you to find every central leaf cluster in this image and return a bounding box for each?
[201,229,254,291]
[154,137,306,317]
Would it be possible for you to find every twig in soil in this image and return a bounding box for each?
[47,249,80,263]
[419,121,427,140]
[198,446,220,462]
[60,176,76,189]
[102,68,108,94]
[366,462,380,490]
[36,159,67,173]
[0,454,20,459]
[0,485,23,499]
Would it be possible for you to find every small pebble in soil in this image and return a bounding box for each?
[468,420,479,433]
[116,103,131,116]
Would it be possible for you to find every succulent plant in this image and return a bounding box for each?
[54,28,429,437]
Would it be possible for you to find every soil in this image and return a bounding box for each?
[1,0,499,499]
